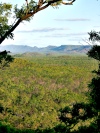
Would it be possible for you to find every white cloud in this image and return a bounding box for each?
[17,27,70,33]
[54,18,91,22]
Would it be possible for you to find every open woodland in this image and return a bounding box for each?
[0,54,98,132]
[0,0,100,132]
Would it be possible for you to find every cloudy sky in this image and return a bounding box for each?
[1,0,100,47]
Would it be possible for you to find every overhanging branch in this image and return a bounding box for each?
[62,0,76,5]
[21,0,76,20]
[0,0,76,44]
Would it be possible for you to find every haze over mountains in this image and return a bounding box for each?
[0,45,92,55]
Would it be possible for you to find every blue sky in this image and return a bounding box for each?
[1,0,100,47]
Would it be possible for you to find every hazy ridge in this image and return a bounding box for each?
[0,44,92,54]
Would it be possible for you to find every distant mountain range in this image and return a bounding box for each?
[0,45,92,55]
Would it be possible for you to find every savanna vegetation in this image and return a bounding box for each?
[0,54,98,132]
[1,0,100,132]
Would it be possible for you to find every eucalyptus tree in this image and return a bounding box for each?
[0,3,13,42]
[0,3,14,68]
[0,0,76,44]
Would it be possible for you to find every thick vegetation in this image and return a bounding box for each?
[0,55,98,132]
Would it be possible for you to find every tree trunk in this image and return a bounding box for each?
[0,18,22,44]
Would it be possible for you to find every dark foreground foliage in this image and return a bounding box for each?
[0,50,14,69]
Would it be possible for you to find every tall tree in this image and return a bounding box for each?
[0,0,76,44]
[0,3,14,67]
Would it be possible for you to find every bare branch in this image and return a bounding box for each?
[82,38,94,46]
[21,13,34,20]
[38,0,43,7]
[37,3,50,12]
[38,0,75,11]
[62,0,76,5]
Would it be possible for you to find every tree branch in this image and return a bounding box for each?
[21,0,76,20]
[62,0,76,5]
[0,0,76,44]
[38,0,43,7]
[0,18,22,44]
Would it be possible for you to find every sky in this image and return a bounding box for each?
[1,0,100,47]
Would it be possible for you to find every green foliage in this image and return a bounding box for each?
[0,50,14,69]
[0,55,97,131]
[14,0,37,21]
[0,3,12,16]
[88,31,100,42]
[87,45,100,110]
[0,3,13,39]
[87,45,100,61]
[88,76,100,110]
